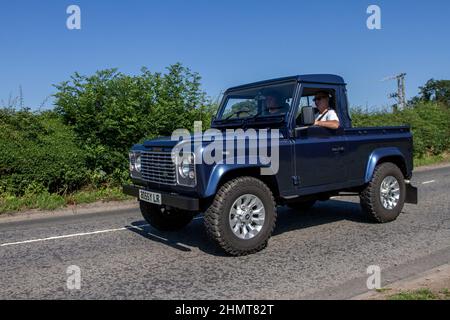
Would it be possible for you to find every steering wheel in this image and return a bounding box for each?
[224,108,252,120]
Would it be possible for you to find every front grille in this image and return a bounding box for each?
[140,151,176,185]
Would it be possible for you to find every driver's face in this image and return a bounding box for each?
[314,95,329,110]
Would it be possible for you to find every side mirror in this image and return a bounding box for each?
[300,106,315,126]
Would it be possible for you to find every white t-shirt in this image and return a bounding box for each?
[315,109,339,122]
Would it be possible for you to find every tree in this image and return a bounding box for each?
[53,63,215,175]
[412,79,450,106]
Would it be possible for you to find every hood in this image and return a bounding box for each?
[143,130,281,148]
[142,133,216,152]
[143,136,179,149]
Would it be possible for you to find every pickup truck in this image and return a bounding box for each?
[123,75,418,256]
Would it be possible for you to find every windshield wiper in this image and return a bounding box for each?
[246,111,263,121]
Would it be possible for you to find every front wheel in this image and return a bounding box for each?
[204,177,277,256]
[360,162,406,223]
[140,201,194,231]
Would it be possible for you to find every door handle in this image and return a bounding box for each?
[332,146,345,153]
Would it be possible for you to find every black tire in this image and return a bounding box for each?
[204,177,277,256]
[360,162,406,223]
[287,200,316,212]
[140,201,194,231]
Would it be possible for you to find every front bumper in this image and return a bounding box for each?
[122,185,200,211]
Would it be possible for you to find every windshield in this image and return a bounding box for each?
[216,83,296,122]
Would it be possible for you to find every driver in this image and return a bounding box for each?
[313,91,340,129]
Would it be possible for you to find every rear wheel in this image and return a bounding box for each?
[360,162,406,223]
[204,177,277,256]
[140,201,194,231]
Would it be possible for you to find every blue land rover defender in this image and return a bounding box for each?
[123,75,418,256]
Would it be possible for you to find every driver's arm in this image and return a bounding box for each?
[314,110,340,129]
[314,120,340,130]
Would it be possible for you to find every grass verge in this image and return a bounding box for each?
[414,152,450,167]
[388,288,450,300]
[0,186,132,214]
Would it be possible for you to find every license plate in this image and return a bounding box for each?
[139,190,162,205]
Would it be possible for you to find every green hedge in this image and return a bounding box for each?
[351,102,450,158]
[0,109,89,195]
[1,64,216,197]
[53,63,215,178]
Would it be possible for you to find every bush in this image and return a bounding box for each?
[0,109,89,195]
[0,64,216,199]
[351,102,450,158]
[54,63,216,178]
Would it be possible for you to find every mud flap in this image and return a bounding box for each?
[405,183,418,204]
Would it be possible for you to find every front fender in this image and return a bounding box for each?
[365,147,406,183]
[203,156,277,198]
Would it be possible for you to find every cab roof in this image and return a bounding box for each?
[225,74,346,92]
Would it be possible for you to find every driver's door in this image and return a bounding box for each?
[294,126,347,190]
[293,86,348,191]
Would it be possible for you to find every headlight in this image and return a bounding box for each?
[176,153,196,186]
[129,152,142,175]
[179,158,191,178]
[135,154,141,172]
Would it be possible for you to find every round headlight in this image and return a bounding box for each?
[135,154,142,172]
[179,158,191,178]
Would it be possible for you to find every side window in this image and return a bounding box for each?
[295,88,337,126]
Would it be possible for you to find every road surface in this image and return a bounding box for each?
[0,166,449,299]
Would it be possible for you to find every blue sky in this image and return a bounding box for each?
[0,0,449,110]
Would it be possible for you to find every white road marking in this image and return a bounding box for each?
[1,217,205,248]
[0,224,149,247]
[422,180,436,185]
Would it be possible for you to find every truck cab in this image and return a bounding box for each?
[124,75,418,256]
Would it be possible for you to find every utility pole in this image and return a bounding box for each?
[19,85,24,109]
[382,73,407,111]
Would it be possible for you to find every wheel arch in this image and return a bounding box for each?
[365,147,408,183]
[204,165,280,200]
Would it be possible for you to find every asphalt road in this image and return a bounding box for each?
[0,166,449,299]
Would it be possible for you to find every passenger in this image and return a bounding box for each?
[265,92,287,115]
[313,91,340,129]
